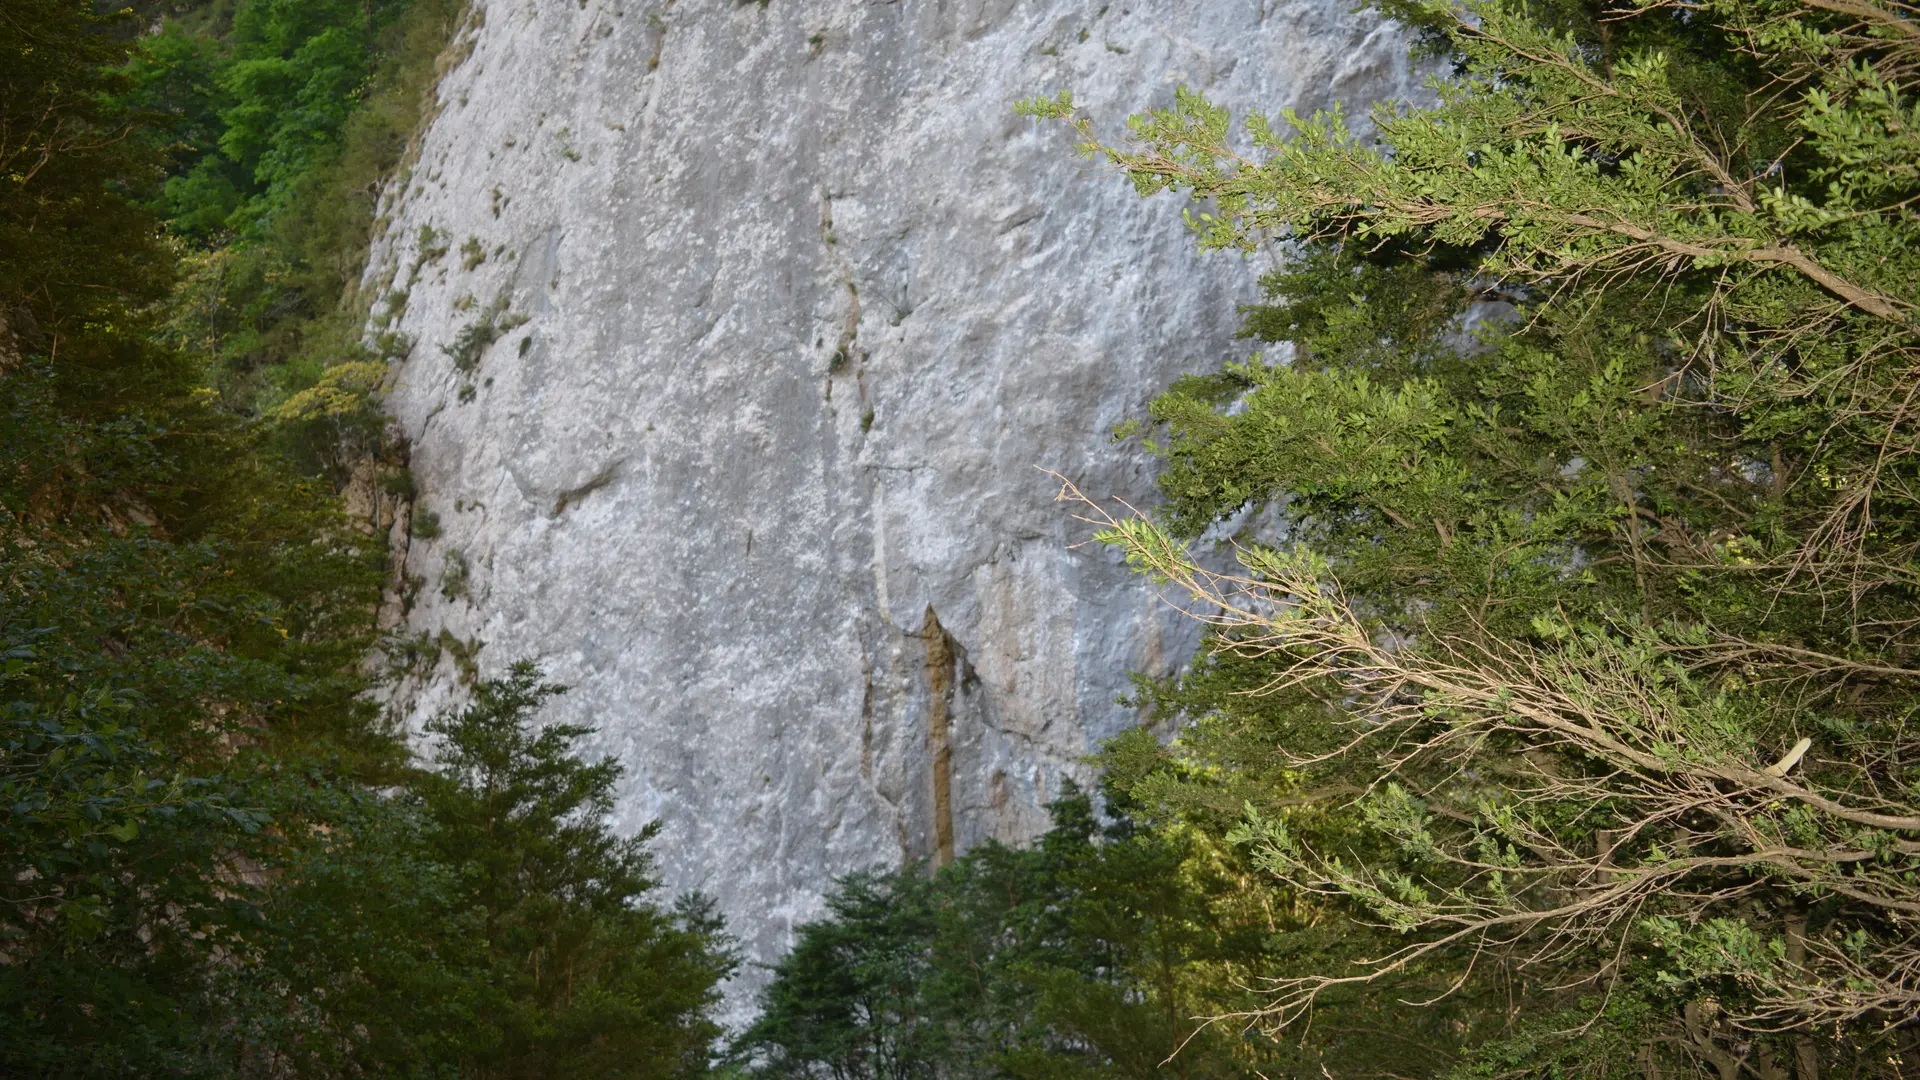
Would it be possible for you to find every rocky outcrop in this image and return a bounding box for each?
[367,0,1421,1010]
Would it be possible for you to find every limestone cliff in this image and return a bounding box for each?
[366,0,1420,1005]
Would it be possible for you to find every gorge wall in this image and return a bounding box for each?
[365,0,1420,1004]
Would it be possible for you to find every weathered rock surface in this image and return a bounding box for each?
[369,0,1420,1010]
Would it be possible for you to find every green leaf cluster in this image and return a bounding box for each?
[122,0,470,466]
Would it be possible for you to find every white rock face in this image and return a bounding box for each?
[370,0,1419,1010]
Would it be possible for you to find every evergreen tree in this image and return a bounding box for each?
[413,664,736,1080]
[738,784,1295,1079]
[257,665,736,1079]
[1025,0,1920,1070]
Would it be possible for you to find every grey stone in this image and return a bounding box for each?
[367,0,1422,1016]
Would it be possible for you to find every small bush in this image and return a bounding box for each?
[440,295,528,374]
[438,549,469,600]
[380,468,416,497]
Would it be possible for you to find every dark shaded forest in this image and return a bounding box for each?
[3,3,732,1076]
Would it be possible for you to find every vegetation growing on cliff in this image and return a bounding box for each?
[125,0,468,469]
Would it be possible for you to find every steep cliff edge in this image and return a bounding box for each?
[366,0,1419,1001]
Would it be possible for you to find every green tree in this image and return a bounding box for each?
[1026,0,1920,1070]
[1,0,172,381]
[738,784,1290,1080]
[411,664,735,1079]
[176,666,736,1080]
[740,868,947,1079]
[122,0,466,449]
[120,0,419,242]
[1,5,393,1075]
[0,648,275,1077]
[2,7,737,1077]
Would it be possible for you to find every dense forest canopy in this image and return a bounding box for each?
[4,0,1918,1076]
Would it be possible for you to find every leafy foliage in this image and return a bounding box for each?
[737,783,1450,1079]
[128,0,469,463]
[255,667,736,1079]
[1029,0,1920,1071]
[2,4,734,1076]
[122,0,417,241]
[1,7,391,1070]
[0,1,173,369]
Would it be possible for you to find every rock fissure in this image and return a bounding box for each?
[818,189,865,391]
[856,645,911,858]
